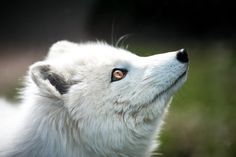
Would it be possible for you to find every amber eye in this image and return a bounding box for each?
[111,68,128,82]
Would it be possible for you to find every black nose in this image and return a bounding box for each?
[176,48,189,63]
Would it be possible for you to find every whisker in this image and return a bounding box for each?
[111,19,116,46]
[115,34,131,49]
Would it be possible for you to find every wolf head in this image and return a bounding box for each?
[29,40,188,156]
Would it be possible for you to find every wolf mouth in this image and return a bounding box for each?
[149,71,187,104]
[160,71,187,95]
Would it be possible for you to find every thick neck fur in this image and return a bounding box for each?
[4,98,75,157]
[4,98,162,157]
[4,96,155,157]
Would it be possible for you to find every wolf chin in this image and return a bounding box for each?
[0,41,189,157]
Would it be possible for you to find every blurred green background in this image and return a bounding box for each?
[0,0,236,157]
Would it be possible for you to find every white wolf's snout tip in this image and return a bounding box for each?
[176,48,189,63]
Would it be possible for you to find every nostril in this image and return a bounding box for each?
[176,48,189,63]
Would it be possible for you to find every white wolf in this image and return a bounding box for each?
[0,41,189,157]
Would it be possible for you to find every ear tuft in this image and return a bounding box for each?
[47,40,77,59]
[30,62,71,98]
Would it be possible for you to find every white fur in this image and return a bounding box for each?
[0,41,188,157]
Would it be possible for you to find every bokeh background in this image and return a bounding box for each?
[0,0,236,157]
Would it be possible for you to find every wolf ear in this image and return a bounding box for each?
[30,62,71,98]
[47,40,77,59]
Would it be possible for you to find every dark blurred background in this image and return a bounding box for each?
[0,0,236,157]
[1,0,236,44]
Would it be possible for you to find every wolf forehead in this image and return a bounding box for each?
[45,41,140,81]
[47,40,138,64]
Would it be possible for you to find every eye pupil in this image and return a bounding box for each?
[111,68,128,82]
[114,70,124,79]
